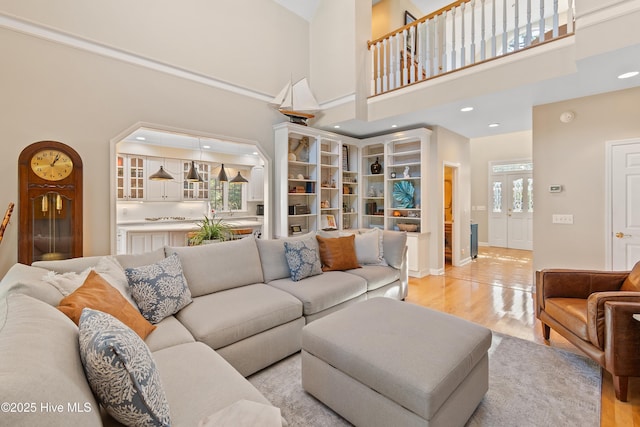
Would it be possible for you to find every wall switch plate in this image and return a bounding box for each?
[552,214,573,224]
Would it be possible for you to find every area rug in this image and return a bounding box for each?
[248,332,601,427]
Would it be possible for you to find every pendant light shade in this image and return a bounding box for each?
[186,161,202,182]
[218,164,228,182]
[149,165,174,181]
[230,171,248,183]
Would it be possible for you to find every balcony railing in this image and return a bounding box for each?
[368,0,574,96]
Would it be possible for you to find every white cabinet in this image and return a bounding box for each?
[123,229,189,254]
[182,161,210,201]
[146,157,183,201]
[248,166,264,201]
[116,155,146,200]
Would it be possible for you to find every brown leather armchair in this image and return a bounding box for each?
[536,261,640,401]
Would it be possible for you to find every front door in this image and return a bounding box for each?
[611,141,640,269]
[488,161,533,250]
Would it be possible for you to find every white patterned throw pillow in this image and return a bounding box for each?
[125,253,192,324]
[284,236,323,282]
[78,308,171,427]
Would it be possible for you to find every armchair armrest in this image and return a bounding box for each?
[604,301,640,378]
[587,291,640,349]
[536,269,628,315]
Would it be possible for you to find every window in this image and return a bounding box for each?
[209,166,248,212]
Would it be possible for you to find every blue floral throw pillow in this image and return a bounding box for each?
[284,236,323,282]
[125,253,192,324]
[78,308,171,427]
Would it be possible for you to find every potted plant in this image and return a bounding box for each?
[190,215,232,245]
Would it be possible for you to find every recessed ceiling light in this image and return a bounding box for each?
[202,145,211,149]
[460,107,474,112]
[488,123,500,128]
[135,136,146,141]
[334,125,341,129]
[391,124,398,128]
[253,151,259,155]
[618,71,639,79]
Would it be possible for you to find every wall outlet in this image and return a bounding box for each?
[552,214,573,224]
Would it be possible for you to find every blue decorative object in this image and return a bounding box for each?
[126,253,192,324]
[78,308,171,427]
[393,180,415,208]
[284,237,323,282]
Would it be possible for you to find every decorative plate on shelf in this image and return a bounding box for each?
[393,181,415,208]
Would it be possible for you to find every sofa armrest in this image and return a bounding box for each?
[604,301,640,377]
[399,245,409,299]
[586,291,640,349]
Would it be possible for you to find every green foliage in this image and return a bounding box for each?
[190,215,231,245]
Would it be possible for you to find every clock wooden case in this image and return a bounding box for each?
[18,141,83,264]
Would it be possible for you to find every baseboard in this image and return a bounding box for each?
[430,267,445,276]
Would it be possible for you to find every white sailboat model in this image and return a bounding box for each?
[270,77,320,126]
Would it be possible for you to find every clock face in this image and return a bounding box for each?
[30,149,74,181]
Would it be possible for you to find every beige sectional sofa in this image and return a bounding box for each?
[0,229,407,426]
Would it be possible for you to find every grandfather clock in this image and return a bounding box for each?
[18,141,83,264]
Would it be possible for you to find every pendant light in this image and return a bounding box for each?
[186,160,201,182]
[218,164,228,182]
[230,171,248,183]
[149,165,174,181]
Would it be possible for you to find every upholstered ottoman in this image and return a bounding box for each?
[301,298,492,427]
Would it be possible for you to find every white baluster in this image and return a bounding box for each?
[442,11,448,73]
[402,29,409,86]
[434,15,440,75]
[461,2,467,67]
[480,0,486,61]
[389,34,396,91]
[502,0,508,54]
[470,0,476,64]
[539,0,545,43]
[451,7,457,70]
[425,19,432,77]
[370,45,375,95]
[410,25,416,83]
[395,33,401,88]
[382,38,388,93]
[417,22,424,81]
[491,0,497,57]
[525,0,532,47]
[553,0,559,37]
[513,0,520,51]
[375,42,381,94]
[567,0,574,34]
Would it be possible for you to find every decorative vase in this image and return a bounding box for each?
[371,158,382,174]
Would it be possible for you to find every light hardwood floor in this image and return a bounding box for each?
[405,247,639,427]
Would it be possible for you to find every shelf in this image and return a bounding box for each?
[288,160,315,167]
[363,196,384,200]
[320,187,339,190]
[288,192,316,196]
[389,162,421,167]
[320,151,339,156]
[320,164,339,168]
[288,178,316,182]
[388,176,421,181]
[288,214,316,218]
[362,174,384,178]
[390,149,421,157]
[342,170,358,174]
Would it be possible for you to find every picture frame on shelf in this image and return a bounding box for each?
[342,145,349,171]
[321,214,337,230]
[404,11,417,54]
[290,225,302,234]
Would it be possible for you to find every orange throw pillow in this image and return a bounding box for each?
[316,234,361,272]
[57,270,156,339]
[621,261,640,291]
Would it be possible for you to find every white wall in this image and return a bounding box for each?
[532,86,640,271]
[470,131,532,244]
[0,1,310,276]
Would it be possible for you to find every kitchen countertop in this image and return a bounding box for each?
[117,217,263,233]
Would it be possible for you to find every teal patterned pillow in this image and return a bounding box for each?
[78,308,171,427]
[284,236,323,282]
[125,253,192,324]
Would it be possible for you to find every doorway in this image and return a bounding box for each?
[488,161,533,250]
[607,139,640,270]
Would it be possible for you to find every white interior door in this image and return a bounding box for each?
[488,170,533,250]
[611,142,640,269]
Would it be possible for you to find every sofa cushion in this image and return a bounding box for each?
[0,263,65,306]
[316,234,361,272]
[545,297,589,341]
[79,308,171,427]
[382,230,407,269]
[355,228,386,265]
[284,236,323,281]
[620,261,640,291]
[0,294,102,426]
[145,315,196,353]
[116,247,166,269]
[125,253,193,324]
[32,255,104,273]
[153,342,274,425]
[57,270,156,339]
[169,236,264,297]
[176,283,303,349]
[268,271,367,316]
[256,232,315,282]
[346,265,401,291]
